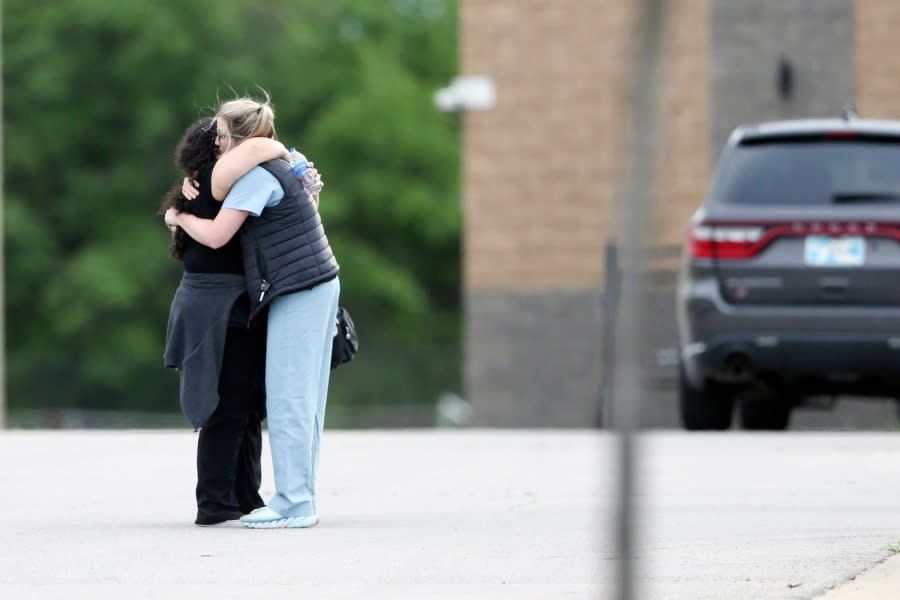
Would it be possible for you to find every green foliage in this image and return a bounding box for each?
[3,0,460,420]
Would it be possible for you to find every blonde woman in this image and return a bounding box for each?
[166,93,340,529]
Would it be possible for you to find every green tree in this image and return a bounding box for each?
[3,0,460,423]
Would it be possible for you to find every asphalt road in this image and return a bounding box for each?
[0,430,898,599]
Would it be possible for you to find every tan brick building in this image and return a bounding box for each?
[459,0,900,426]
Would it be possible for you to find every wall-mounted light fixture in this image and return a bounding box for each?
[777,56,793,100]
[434,76,496,112]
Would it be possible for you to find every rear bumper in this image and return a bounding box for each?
[683,333,900,387]
[678,278,900,393]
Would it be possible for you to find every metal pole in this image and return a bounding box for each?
[612,1,665,599]
[0,7,6,430]
[599,241,619,428]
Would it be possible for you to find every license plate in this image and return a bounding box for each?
[803,236,865,267]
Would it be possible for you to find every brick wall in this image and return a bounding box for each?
[857,0,900,118]
[460,0,710,425]
[656,0,712,256]
[461,0,634,289]
[709,0,855,155]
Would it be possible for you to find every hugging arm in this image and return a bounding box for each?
[212,138,289,200]
[165,207,249,249]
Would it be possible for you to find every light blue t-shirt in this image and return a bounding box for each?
[222,166,284,216]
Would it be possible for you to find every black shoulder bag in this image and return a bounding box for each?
[331,306,359,369]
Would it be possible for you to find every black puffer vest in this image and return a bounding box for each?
[240,159,339,316]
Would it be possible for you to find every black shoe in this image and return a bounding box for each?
[195,510,243,526]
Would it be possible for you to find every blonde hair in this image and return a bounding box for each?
[215,90,277,144]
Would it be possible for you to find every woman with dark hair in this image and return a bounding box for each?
[161,117,291,526]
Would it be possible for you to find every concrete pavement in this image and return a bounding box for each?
[1,429,899,599]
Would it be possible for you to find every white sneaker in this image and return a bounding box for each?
[239,506,319,529]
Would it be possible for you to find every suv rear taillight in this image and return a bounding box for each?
[689,220,900,261]
[689,223,766,260]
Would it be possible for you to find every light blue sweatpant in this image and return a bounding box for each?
[265,276,340,518]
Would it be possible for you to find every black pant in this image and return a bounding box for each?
[195,316,267,525]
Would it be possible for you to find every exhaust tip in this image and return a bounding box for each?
[724,353,752,379]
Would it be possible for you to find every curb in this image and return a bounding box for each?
[816,553,900,599]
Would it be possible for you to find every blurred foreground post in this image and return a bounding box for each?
[0,12,6,429]
[611,1,665,599]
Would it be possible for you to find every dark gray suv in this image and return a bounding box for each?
[677,115,900,430]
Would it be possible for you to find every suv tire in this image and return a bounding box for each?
[679,365,735,430]
[739,389,792,430]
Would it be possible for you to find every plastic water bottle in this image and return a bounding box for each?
[288,147,323,195]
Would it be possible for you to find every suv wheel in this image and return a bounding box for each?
[679,365,735,430]
[739,388,792,430]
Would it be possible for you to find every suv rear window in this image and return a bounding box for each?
[711,135,900,205]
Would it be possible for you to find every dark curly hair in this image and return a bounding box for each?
[159,117,218,259]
